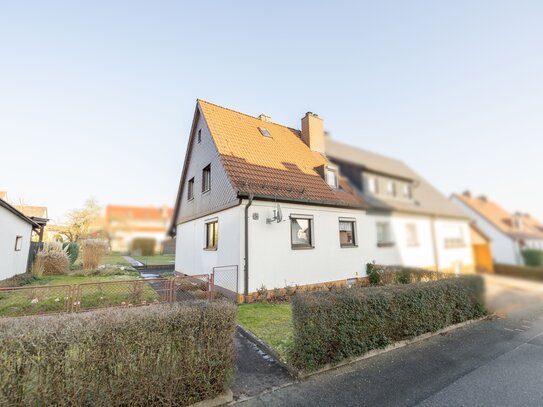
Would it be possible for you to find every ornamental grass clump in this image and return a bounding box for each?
[0,301,236,407]
[80,239,108,270]
[291,275,487,372]
[32,242,70,276]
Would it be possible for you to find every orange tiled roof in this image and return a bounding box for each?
[198,100,366,208]
[455,194,543,240]
[14,205,48,219]
[106,205,173,222]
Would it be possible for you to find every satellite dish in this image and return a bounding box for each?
[276,203,283,223]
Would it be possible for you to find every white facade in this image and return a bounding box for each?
[451,196,522,265]
[175,200,474,294]
[362,213,473,273]
[0,206,33,280]
[176,200,368,294]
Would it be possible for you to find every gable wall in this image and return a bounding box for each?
[177,111,238,223]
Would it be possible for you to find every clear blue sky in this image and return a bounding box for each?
[1,1,542,222]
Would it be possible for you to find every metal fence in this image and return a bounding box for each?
[212,265,239,301]
[0,275,212,319]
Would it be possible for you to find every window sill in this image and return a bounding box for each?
[291,246,315,250]
[377,242,395,248]
[203,247,217,251]
[202,189,211,195]
[444,244,467,249]
[340,244,358,248]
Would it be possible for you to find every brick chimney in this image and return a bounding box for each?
[301,112,325,154]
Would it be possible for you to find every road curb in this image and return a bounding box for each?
[188,390,233,407]
[237,315,492,383]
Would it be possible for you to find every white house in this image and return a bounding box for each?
[451,192,543,265]
[325,139,474,275]
[170,100,475,301]
[0,199,40,280]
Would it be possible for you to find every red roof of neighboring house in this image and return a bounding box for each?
[106,205,173,222]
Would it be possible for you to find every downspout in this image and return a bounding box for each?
[244,194,254,302]
[430,214,440,272]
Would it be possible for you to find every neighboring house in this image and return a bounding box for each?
[325,139,475,274]
[470,222,493,273]
[14,204,49,242]
[105,205,173,253]
[451,192,543,265]
[170,100,474,301]
[0,199,41,280]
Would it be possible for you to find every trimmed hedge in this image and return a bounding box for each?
[495,263,543,281]
[522,250,543,267]
[291,276,486,372]
[367,263,451,286]
[0,301,236,406]
[132,238,156,256]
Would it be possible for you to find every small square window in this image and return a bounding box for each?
[291,217,313,249]
[202,164,211,192]
[197,129,202,143]
[14,236,23,251]
[187,178,194,200]
[205,221,218,250]
[339,220,356,247]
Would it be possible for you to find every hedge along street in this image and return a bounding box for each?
[290,276,487,372]
[0,301,236,407]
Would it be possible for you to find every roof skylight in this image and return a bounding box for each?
[258,127,272,138]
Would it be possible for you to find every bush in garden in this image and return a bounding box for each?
[131,238,156,256]
[0,301,236,406]
[80,239,108,270]
[494,263,543,281]
[32,242,70,276]
[522,250,543,267]
[291,276,486,372]
[62,242,80,265]
[366,263,448,286]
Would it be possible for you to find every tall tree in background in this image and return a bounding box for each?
[59,198,102,242]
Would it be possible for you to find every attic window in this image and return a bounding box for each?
[197,129,202,143]
[258,127,272,138]
[325,167,339,189]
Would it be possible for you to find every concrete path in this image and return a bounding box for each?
[123,256,144,267]
[233,331,293,402]
[236,275,543,406]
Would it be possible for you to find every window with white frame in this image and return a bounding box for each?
[339,219,356,247]
[204,220,218,250]
[14,236,23,251]
[291,216,313,249]
[386,180,396,196]
[376,222,394,247]
[402,183,413,199]
[405,224,419,247]
[368,176,378,194]
[444,226,465,248]
[326,167,339,189]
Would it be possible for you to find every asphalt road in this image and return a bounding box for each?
[236,275,543,407]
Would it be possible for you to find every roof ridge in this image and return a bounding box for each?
[328,138,406,165]
[197,99,301,134]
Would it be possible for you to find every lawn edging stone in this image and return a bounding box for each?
[186,389,233,407]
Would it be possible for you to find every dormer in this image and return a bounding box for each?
[363,172,414,201]
[315,163,339,189]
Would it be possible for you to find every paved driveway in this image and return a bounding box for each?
[236,274,543,407]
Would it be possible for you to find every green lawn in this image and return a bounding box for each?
[133,255,176,266]
[237,303,293,360]
[100,252,132,266]
[0,273,159,318]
